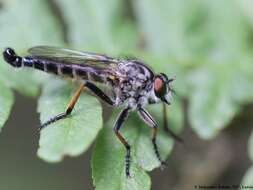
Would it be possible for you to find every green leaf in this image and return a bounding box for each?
[0,83,14,131]
[133,0,209,61]
[0,0,63,96]
[240,0,253,27]
[0,0,63,48]
[184,1,253,139]
[188,58,253,139]
[55,0,137,54]
[133,0,249,60]
[241,166,253,186]
[37,79,102,162]
[0,61,41,97]
[56,0,118,52]
[203,0,249,59]
[92,121,151,190]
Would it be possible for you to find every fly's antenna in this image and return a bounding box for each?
[167,76,176,84]
[167,76,178,97]
[3,48,22,68]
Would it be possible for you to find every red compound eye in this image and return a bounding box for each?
[154,77,166,97]
[154,77,163,92]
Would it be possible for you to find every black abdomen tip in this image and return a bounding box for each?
[3,47,22,67]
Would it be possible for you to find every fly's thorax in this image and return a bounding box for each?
[116,60,154,99]
[126,96,149,110]
[137,96,149,107]
[112,71,153,108]
[117,78,153,105]
[118,60,154,82]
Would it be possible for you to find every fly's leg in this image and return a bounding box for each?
[85,81,115,106]
[39,84,85,131]
[162,104,183,143]
[114,108,131,177]
[138,107,166,168]
[40,81,116,131]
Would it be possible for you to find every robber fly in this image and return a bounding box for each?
[3,46,182,177]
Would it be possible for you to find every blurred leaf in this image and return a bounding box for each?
[37,79,102,162]
[188,58,253,138]
[133,0,209,61]
[134,0,253,138]
[133,0,250,61]
[186,1,253,138]
[92,118,151,190]
[0,0,63,96]
[0,82,14,131]
[241,166,253,186]
[0,61,41,97]
[0,0,63,48]
[55,0,137,54]
[203,0,250,60]
[133,0,186,57]
[239,0,253,27]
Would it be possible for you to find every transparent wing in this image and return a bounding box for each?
[28,46,119,68]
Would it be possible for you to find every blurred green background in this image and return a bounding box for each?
[0,0,253,189]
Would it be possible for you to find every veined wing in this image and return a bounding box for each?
[28,46,119,69]
[27,46,126,84]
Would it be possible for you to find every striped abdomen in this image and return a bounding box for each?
[3,48,107,83]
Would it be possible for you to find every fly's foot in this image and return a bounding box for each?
[160,161,167,170]
[125,145,131,177]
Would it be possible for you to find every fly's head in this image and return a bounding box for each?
[153,73,175,105]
